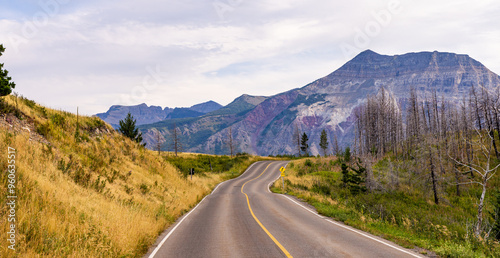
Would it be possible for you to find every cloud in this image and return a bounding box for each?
[0,0,499,115]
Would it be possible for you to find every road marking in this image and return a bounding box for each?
[148,195,209,258]
[148,161,262,258]
[241,163,293,258]
[280,195,324,219]
[267,162,288,193]
[212,161,259,195]
[278,196,421,258]
[211,181,225,194]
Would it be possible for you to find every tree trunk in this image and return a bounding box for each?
[475,180,487,237]
[429,146,439,204]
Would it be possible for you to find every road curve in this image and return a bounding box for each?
[146,161,423,258]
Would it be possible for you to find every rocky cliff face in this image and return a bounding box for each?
[141,50,500,156]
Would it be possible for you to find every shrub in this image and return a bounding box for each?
[139,184,149,194]
[51,113,66,127]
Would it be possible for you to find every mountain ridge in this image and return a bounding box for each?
[139,50,500,155]
[95,100,223,127]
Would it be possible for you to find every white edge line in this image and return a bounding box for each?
[280,195,324,219]
[148,195,208,258]
[273,162,420,257]
[148,160,262,258]
[267,162,289,193]
[278,195,422,258]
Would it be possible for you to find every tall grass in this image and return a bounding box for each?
[0,95,257,257]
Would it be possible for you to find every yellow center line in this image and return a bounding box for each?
[241,163,293,258]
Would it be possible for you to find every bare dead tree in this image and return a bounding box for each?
[450,129,500,237]
[293,122,301,157]
[155,129,165,156]
[332,130,340,156]
[170,123,182,156]
[227,126,235,158]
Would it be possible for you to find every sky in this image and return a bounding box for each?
[0,0,499,115]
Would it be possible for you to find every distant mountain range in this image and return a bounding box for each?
[98,50,500,156]
[95,100,223,128]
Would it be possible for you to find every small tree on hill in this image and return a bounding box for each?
[118,112,144,145]
[0,45,16,97]
[340,158,367,195]
[170,123,182,156]
[155,129,165,155]
[300,132,309,156]
[319,129,329,157]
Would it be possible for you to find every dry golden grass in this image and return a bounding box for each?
[0,95,237,257]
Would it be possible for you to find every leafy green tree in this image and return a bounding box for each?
[118,112,144,145]
[0,45,16,97]
[300,132,309,156]
[319,129,329,156]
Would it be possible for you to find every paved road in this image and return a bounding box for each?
[146,161,423,258]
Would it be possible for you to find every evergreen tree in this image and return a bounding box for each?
[341,163,350,187]
[0,45,16,97]
[300,132,309,156]
[344,147,351,163]
[340,159,367,195]
[349,161,367,194]
[118,112,144,145]
[319,129,329,156]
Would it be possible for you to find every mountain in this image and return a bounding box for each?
[189,100,223,113]
[95,100,222,128]
[140,50,500,155]
[140,94,268,152]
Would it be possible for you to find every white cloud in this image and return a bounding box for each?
[0,0,499,115]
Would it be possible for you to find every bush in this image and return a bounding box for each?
[139,183,149,194]
[51,113,66,127]
[36,122,51,137]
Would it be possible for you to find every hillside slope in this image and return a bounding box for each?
[0,95,232,257]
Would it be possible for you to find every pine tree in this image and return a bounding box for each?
[319,129,329,157]
[300,132,309,156]
[0,45,16,97]
[118,113,144,145]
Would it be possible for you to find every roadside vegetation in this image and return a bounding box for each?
[273,152,500,257]
[0,94,262,257]
[273,86,500,257]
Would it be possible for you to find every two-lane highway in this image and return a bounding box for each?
[146,161,423,257]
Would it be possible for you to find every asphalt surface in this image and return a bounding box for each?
[146,161,423,258]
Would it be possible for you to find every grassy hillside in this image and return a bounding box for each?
[0,95,261,257]
[273,155,500,257]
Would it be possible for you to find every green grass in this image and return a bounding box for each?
[163,154,257,177]
[275,156,500,257]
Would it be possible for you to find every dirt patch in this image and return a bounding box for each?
[0,113,50,145]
